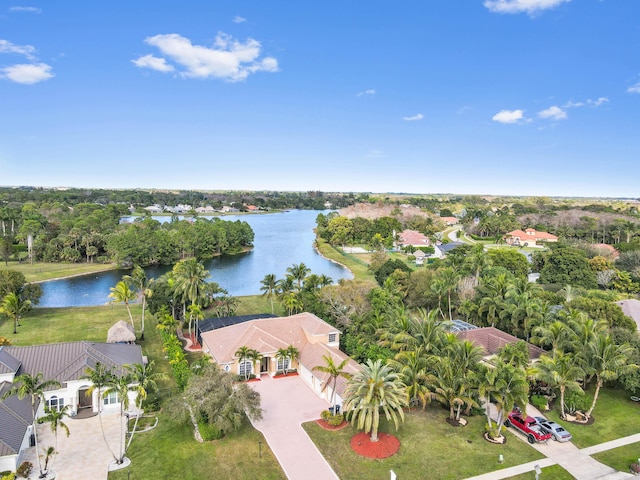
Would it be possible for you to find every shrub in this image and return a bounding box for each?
[199,421,224,441]
[327,413,344,426]
[320,409,331,421]
[531,394,548,411]
[1,473,16,480]
[564,390,588,415]
[16,462,32,479]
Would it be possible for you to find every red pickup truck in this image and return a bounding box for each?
[505,410,553,444]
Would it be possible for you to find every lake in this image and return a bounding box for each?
[38,210,352,307]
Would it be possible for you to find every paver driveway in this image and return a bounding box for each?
[250,375,340,480]
[22,411,123,480]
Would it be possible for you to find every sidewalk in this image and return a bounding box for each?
[464,404,639,480]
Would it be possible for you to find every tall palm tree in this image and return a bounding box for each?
[84,363,118,462]
[172,258,210,316]
[235,345,252,380]
[286,262,311,291]
[1,373,61,478]
[313,354,352,410]
[276,347,290,375]
[286,344,300,372]
[248,349,263,378]
[186,303,203,343]
[388,348,431,409]
[428,355,477,421]
[40,405,71,473]
[104,373,134,464]
[584,335,637,419]
[124,265,153,340]
[343,359,408,442]
[531,320,569,352]
[0,291,30,334]
[125,361,166,450]
[260,273,278,314]
[108,280,136,327]
[532,351,584,420]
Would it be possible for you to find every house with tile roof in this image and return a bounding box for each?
[503,228,558,247]
[456,327,545,362]
[200,312,361,408]
[0,342,144,473]
[396,229,431,248]
[440,216,459,225]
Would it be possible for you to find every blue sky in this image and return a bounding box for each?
[1,0,639,197]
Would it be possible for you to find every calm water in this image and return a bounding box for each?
[38,210,352,307]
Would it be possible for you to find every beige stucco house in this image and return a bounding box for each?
[504,228,558,247]
[200,313,361,408]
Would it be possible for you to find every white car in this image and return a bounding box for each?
[534,416,572,442]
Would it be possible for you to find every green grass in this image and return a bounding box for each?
[1,305,284,480]
[1,261,117,282]
[236,295,286,316]
[109,414,285,480]
[592,442,640,473]
[545,387,640,448]
[315,238,375,281]
[505,464,575,479]
[303,408,545,480]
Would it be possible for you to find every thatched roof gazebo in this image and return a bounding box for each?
[107,320,136,344]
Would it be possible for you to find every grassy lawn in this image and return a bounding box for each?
[236,294,286,316]
[303,408,545,480]
[505,465,575,479]
[2,305,285,480]
[315,239,375,282]
[544,387,640,448]
[109,415,285,480]
[1,261,117,282]
[592,442,640,474]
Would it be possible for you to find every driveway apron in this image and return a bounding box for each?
[250,375,340,480]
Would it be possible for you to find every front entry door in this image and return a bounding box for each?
[78,387,92,409]
[260,357,269,374]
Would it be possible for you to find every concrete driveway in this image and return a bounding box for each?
[250,375,340,480]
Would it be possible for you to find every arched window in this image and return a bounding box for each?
[224,365,231,372]
[46,395,65,412]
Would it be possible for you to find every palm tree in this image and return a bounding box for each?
[428,355,477,422]
[583,335,637,419]
[124,265,153,340]
[532,351,584,420]
[260,273,278,314]
[313,354,352,410]
[39,405,71,473]
[0,291,30,334]
[84,363,118,462]
[343,359,408,442]
[125,361,166,450]
[186,303,203,343]
[281,292,302,315]
[286,263,311,291]
[276,347,290,375]
[172,258,210,317]
[248,349,263,378]
[286,345,300,373]
[108,280,136,327]
[388,348,431,409]
[1,373,61,478]
[235,346,252,380]
[531,320,569,352]
[104,373,134,464]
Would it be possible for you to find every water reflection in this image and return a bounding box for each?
[38,210,351,307]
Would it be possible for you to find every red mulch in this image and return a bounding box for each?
[316,419,349,431]
[350,432,400,459]
[274,372,299,378]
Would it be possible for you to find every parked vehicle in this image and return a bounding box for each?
[533,416,572,442]
[505,410,553,444]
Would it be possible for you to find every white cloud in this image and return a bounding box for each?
[9,6,42,13]
[1,63,54,84]
[538,105,567,120]
[357,89,376,96]
[131,54,175,72]
[492,109,525,124]
[133,32,278,82]
[627,82,640,94]
[233,16,247,23]
[588,97,608,107]
[0,39,37,60]
[484,0,570,15]
[403,113,424,121]
[563,100,584,108]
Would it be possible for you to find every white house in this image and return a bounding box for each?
[0,342,144,473]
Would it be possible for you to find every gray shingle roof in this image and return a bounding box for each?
[0,381,34,456]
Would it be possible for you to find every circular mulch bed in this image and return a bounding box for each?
[350,432,401,459]
[483,433,507,444]
[316,419,349,431]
